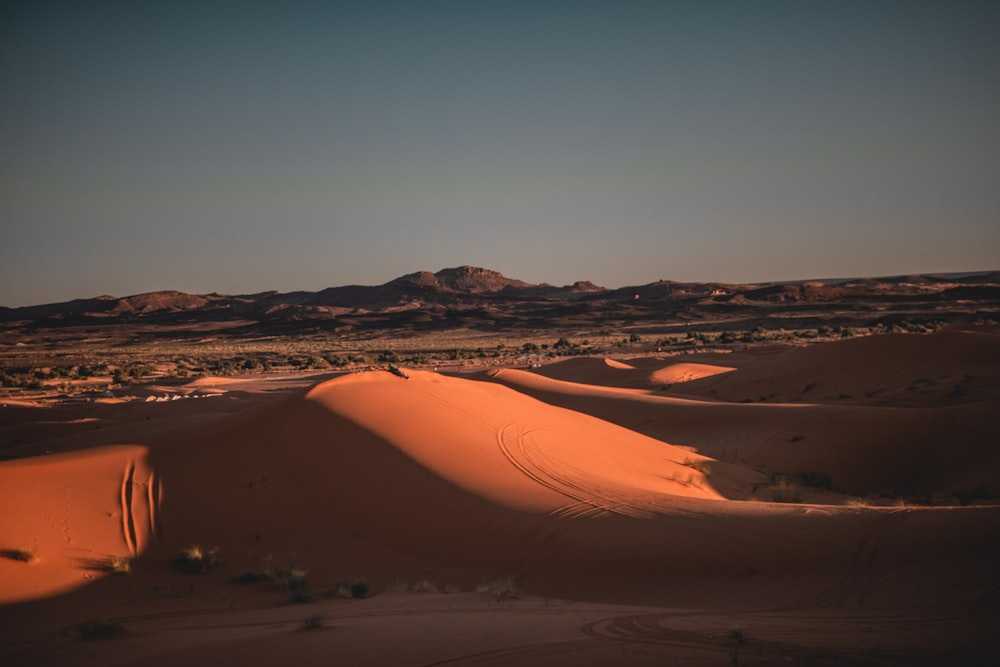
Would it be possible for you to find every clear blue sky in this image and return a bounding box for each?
[2,1,998,306]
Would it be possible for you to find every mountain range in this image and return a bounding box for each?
[2,266,998,339]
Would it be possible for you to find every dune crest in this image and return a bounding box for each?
[304,370,721,512]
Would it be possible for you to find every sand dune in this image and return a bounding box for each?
[534,356,736,389]
[483,367,999,497]
[679,327,1000,404]
[648,361,737,384]
[2,330,999,665]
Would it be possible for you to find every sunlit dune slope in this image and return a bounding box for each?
[304,370,722,506]
[0,445,153,601]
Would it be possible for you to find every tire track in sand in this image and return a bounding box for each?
[781,507,913,610]
[496,422,648,519]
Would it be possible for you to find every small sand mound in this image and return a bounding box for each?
[650,362,736,384]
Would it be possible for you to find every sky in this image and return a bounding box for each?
[1,1,998,306]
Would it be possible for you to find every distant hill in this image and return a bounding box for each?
[1,267,997,340]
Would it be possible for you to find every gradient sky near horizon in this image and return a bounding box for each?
[2,1,998,306]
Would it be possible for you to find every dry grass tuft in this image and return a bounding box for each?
[1,547,39,563]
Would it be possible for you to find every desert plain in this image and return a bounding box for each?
[1,269,999,666]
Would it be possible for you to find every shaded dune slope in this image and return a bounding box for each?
[681,327,1000,404]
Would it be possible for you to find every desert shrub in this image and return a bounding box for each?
[208,359,236,374]
[349,580,370,598]
[241,357,263,371]
[231,571,266,585]
[2,547,38,563]
[324,354,349,367]
[553,337,574,352]
[78,618,126,640]
[385,579,409,592]
[412,578,438,593]
[769,479,804,503]
[333,579,369,599]
[302,614,324,630]
[683,458,712,475]
[290,588,315,604]
[302,356,329,369]
[113,362,155,383]
[172,545,220,574]
[108,555,132,574]
[284,570,309,592]
[951,485,996,506]
[475,577,521,601]
[281,566,313,603]
[792,471,833,490]
[1,369,49,389]
[767,471,833,495]
[377,350,400,364]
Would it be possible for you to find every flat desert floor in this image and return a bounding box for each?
[1,327,999,665]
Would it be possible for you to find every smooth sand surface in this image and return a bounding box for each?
[2,329,999,665]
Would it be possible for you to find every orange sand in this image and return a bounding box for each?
[1,328,999,665]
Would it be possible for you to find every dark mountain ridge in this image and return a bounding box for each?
[2,266,998,339]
